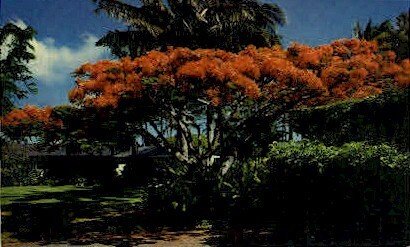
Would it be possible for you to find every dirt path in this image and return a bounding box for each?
[2,230,214,247]
[136,230,211,246]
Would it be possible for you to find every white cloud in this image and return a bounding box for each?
[11,19,28,29]
[3,19,110,85]
[29,33,110,85]
[0,35,14,60]
[0,19,28,60]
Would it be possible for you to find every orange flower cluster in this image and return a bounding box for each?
[1,105,62,129]
[288,39,409,99]
[69,57,144,107]
[3,39,409,134]
[68,39,409,108]
[395,59,410,88]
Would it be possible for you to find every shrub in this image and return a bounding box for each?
[289,89,409,150]
[147,158,222,220]
[1,143,49,186]
[147,140,409,242]
[223,141,410,243]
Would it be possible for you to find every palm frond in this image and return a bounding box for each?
[93,0,168,37]
[260,3,286,26]
[96,29,159,57]
[92,0,287,54]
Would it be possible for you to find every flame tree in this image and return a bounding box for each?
[1,105,63,146]
[2,39,409,165]
[1,38,409,215]
[63,39,409,168]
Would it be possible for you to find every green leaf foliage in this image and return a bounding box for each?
[0,22,37,113]
[289,89,409,151]
[220,141,409,241]
[92,0,286,57]
[353,11,409,60]
[267,141,409,171]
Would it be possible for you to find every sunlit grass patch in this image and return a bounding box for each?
[0,185,90,206]
[101,196,142,203]
[78,197,95,202]
[71,217,103,223]
[0,185,145,206]
[27,198,61,204]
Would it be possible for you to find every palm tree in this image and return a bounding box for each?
[352,11,409,60]
[395,11,409,60]
[0,22,37,114]
[92,0,286,58]
[396,11,409,34]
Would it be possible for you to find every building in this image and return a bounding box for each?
[28,146,169,186]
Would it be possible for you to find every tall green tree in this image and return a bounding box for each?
[92,0,286,58]
[0,22,37,114]
[353,11,409,60]
[395,11,410,59]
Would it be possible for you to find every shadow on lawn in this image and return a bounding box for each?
[1,186,166,246]
[1,186,240,246]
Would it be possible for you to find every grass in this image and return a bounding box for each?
[78,197,95,202]
[0,185,90,206]
[71,217,103,223]
[0,185,144,206]
[0,184,147,246]
[101,196,143,204]
[27,198,62,204]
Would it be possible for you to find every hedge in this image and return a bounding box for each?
[289,89,409,150]
[263,141,408,243]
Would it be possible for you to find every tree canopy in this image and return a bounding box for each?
[93,0,286,57]
[0,22,37,114]
[289,88,409,150]
[353,11,409,60]
[69,39,409,109]
[2,39,409,167]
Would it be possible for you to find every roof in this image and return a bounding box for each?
[28,146,168,158]
[114,146,168,158]
[28,147,112,157]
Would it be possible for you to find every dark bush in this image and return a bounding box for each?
[222,141,409,243]
[1,143,49,186]
[289,89,410,151]
[147,158,220,221]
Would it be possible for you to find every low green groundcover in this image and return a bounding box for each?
[0,185,144,206]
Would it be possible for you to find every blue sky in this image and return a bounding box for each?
[1,0,409,106]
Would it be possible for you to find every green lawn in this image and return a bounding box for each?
[1,185,147,246]
[0,185,89,206]
[0,185,144,206]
